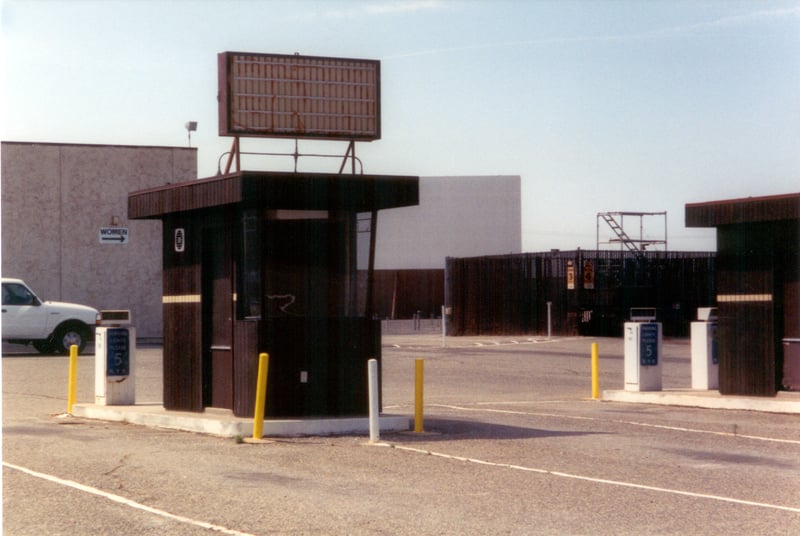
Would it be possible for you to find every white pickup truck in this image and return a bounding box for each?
[2,278,98,354]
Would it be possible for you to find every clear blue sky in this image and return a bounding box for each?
[2,0,799,252]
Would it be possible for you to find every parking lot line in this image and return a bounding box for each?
[387,444,800,514]
[3,462,256,536]
[431,403,800,445]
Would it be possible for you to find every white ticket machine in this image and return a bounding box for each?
[691,307,718,390]
[624,308,662,391]
[95,310,135,405]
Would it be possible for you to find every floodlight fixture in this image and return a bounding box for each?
[185,121,198,147]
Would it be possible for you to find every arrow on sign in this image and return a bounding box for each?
[99,227,129,244]
[101,235,126,243]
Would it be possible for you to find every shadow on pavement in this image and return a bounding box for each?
[383,418,601,442]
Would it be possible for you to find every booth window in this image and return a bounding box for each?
[238,210,262,320]
[236,209,376,320]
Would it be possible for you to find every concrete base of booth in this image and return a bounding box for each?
[603,389,800,414]
[71,403,411,438]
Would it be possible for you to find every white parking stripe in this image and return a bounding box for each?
[3,462,255,536]
[388,444,800,514]
[432,403,800,445]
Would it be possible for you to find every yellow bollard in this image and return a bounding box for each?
[252,353,269,440]
[591,342,600,400]
[414,358,424,433]
[67,344,78,414]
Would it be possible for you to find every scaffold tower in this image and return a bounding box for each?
[596,211,667,253]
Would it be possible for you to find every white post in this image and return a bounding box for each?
[546,301,552,339]
[368,359,380,443]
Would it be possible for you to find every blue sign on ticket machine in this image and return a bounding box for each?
[639,323,659,366]
[624,308,662,391]
[106,328,130,376]
[95,311,136,405]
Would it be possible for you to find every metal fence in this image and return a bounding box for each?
[360,269,445,320]
[446,250,716,337]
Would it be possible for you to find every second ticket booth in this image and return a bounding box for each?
[686,192,799,395]
[129,170,418,417]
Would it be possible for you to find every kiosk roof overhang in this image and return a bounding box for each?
[128,171,419,219]
[686,192,800,228]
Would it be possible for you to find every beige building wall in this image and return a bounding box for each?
[1,142,197,340]
[375,175,522,269]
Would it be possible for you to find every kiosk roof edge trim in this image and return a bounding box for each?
[128,171,419,219]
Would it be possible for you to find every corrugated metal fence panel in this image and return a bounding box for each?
[446,251,716,337]
[361,269,444,319]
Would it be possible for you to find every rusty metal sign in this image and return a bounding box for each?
[218,51,381,141]
[583,260,595,289]
[567,260,575,290]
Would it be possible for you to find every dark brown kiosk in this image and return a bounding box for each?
[686,193,800,395]
[128,171,418,417]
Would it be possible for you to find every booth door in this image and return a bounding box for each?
[203,227,234,410]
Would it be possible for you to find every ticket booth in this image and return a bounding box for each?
[686,193,800,395]
[128,171,418,417]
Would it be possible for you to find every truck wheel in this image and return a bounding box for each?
[53,323,89,354]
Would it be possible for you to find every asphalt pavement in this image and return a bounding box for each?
[4,327,800,535]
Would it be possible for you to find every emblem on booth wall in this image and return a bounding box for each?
[174,228,185,253]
